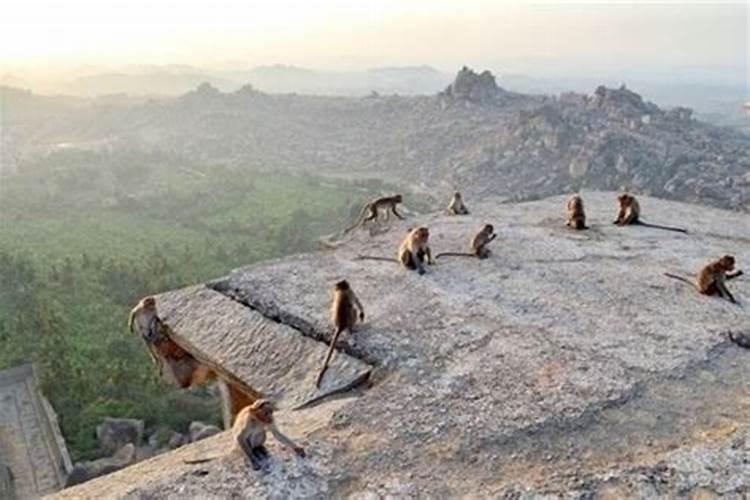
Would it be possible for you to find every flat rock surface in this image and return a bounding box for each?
[50,192,750,498]
[154,286,372,409]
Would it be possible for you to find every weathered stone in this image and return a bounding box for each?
[154,286,372,410]
[0,364,71,497]
[49,193,750,499]
[64,444,137,487]
[111,444,137,464]
[666,106,693,122]
[442,66,506,105]
[188,422,221,443]
[96,418,144,455]
[166,432,186,450]
[147,427,184,451]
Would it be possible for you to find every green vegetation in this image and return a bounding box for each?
[0,149,395,460]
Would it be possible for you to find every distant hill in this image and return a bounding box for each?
[230,64,450,96]
[12,64,747,130]
[46,64,451,97]
[63,70,239,96]
[3,67,748,212]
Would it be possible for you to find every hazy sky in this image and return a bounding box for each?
[1,0,746,76]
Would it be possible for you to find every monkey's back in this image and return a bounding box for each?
[628,198,641,220]
[696,262,721,293]
[332,294,356,331]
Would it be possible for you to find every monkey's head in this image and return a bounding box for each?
[483,224,494,233]
[142,296,156,310]
[334,280,350,291]
[414,226,429,242]
[454,192,462,199]
[617,193,634,207]
[249,399,275,423]
[393,194,403,203]
[719,255,736,271]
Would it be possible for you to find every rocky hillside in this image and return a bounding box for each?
[51,192,750,499]
[3,67,749,212]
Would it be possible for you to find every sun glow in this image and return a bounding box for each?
[1,0,745,73]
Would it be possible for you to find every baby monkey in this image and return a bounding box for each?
[436,224,497,259]
[613,193,687,233]
[447,192,470,215]
[316,280,365,387]
[565,195,588,230]
[665,254,743,304]
[185,399,305,470]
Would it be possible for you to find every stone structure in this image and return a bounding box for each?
[0,364,71,499]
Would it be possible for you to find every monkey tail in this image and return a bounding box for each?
[342,205,369,234]
[637,221,688,234]
[318,234,345,249]
[353,255,398,263]
[664,272,695,287]
[435,252,476,259]
[316,327,345,388]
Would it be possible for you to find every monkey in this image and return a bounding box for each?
[128,296,216,387]
[436,224,497,259]
[356,226,434,275]
[613,192,640,225]
[613,193,687,233]
[447,192,470,215]
[184,399,305,470]
[398,227,434,274]
[154,334,217,389]
[128,296,164,372]
[664,255,743,304]
[315,280,365,387]
[343,194,405,233]
[565,195,588,230]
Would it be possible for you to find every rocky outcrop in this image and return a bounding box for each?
[65,444,137,487]
[147,428,186,451]
[441,66,507,105]
[96,418,144,455]
[495,87,749,208]
[150,285,372,411]
[591,83,661,120]
[188,422,221,443]
[166,432,186,450]
[50,193,750,499]
[5,69,749,212]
